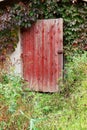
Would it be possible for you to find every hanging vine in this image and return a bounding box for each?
[0,0,87,61]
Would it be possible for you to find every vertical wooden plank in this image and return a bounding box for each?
[49,20,55,92]
[52,19,58,92]
[35,21,43,91]
[51,20,57,92]
[31,24,37,90]
[41,21,44,91]
[33,23,39,90]
[40,20,49,92]
[27,26,34,89]
[37,21,43,91]
[42,21,48,92]
[54,19,60,91]
[46,21,51,92]
[42,20,49,92]
[22,27,35,89]
[58,19,63,80]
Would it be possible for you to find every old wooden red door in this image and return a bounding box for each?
[21,19,63,92]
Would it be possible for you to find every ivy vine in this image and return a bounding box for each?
[0,0,87,61]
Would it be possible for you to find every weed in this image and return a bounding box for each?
[0,52,87,129]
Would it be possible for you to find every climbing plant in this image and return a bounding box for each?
[0,0,87,60]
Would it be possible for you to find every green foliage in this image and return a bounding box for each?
[0,73,30,129]
[0,0,87,59]
[0,52,87,129]
[62,3,87,56]
[0,74,22,112]
[0,28,18,58]
[62,51,87,96]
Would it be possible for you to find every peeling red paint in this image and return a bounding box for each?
[21,19,63,92]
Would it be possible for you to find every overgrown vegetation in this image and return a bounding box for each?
[0,51,87,129]
[0,0,87,59]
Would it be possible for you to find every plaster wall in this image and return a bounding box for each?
[10,31,23,76]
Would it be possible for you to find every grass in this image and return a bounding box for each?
[0,81,87,130]
[0,52,87,130]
